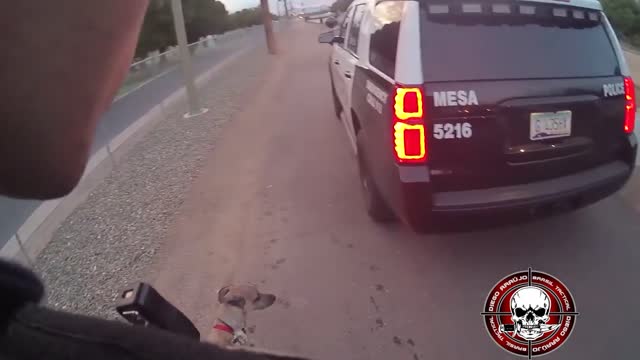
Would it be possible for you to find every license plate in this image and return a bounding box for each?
[530,111,572,141]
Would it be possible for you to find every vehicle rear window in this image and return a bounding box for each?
[420,3,620,82]
[369,1,404,77]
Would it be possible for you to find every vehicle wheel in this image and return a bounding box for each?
[404,199,434,233]
[357,135,395,222]
[407,217,432,234]
[330,78,342,119]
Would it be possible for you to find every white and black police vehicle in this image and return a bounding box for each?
[319,0,637,232]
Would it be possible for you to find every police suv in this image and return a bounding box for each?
[319,0,637,232]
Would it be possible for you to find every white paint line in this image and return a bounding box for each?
[138,104,164,129]
[162,88,187,110]
[114,35,244,104]
[161,46,250,111]
[108,105,163,152]
[112,38,222,103]
[84,147,110,177]
[114,67,177,103]
[0,235,21,259]
[0,42,253,261]
[1,148,110,259]
[16,198,62,242]
[195,47,251,87]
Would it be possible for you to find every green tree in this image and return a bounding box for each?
[183,0,229,42]
[134,0,278,59]
[135,0,175,58]
[602,0,640,46]
[330,0,354,13]
[228,7,266,28]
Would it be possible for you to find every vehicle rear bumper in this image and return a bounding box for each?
[430,160,632,213]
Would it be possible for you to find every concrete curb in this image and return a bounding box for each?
[0,46,251,265]
[0,236,20,260]
[114,68,176,103]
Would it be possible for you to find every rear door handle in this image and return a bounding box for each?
[344,72,352,79]
[334,60,340,65]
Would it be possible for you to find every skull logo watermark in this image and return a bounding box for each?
[509,287,559,340]
[481,268,579,359]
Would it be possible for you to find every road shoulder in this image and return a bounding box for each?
[32,45,274,318]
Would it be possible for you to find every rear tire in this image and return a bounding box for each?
[356,133,395,222]
[407,217,432,234]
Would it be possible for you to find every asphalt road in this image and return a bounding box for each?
[91,25,272,153]
[0,25,275,247]
[145,22,640,360]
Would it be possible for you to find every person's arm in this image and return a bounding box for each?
[0,304,307,360]
[0,1,149,199]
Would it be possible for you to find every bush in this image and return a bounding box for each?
[135,1,276,59]
[330,0,354,13]
[602,0,640,48]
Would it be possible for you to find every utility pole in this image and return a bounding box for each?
[171,0,208,118]
[260,0,277,54]
[283,0,290,17]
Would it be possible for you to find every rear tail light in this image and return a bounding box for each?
[624,77,636,134]
[393,86,427,163]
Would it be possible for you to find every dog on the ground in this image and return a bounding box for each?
[207,284,276,347]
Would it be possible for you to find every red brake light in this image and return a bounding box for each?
[624,77,636,134]
[393,86,427,163]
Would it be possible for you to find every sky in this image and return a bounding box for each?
[220,0,331,13]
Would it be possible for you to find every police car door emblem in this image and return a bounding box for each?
[366,80,387,114]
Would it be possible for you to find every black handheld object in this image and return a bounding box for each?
[116,282,200,340]
[500,324,516,332]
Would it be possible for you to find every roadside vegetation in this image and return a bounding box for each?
[134,0,640,58]
[602,0,640,49]
[330,0,353,14]
[135,0,277,58]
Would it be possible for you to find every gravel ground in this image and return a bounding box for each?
[35,47,270,320]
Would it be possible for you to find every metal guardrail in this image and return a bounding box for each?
[116,28,253,99]
[116,36,216,98]
[0,26,261,258]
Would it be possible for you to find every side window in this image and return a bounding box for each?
[338,7,355,48]
[347,5,366,54]
[369,1,404,77]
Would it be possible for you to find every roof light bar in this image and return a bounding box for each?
[462,3,482,13]
[519,5,535,15]
[492,4,511,14]
[553,8,568,17]
[573,10,585,19]
[428,4,449,14]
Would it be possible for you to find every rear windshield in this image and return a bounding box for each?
[420,3,620,82]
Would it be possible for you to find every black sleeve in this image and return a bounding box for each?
[0,305,306,360]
